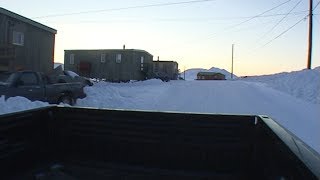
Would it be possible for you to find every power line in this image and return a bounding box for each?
[256,0,302,43]
[33,0,217,19]
[207,0,293,41]
[250,11,307,18]
[314,13,320,24]
[313,0,320,10]
[151,11,308,21]
[44,11,308,25]
[148,11,309,21]
[232,13,308,65]
[261,15,308,47]
[222,0,293,31]
[154,0,298,53]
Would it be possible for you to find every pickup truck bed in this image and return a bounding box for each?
[0,106,319,179]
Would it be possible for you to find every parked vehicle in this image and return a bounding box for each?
[153,72,170,82]
[50,67,93,86]
[0,71,86,105]
[63,71,93,86]
[0,106,318,179]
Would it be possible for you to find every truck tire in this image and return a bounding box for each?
[59,95,74,105]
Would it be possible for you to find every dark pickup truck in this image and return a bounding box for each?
[0,106,319,179]
[0,71,86,105]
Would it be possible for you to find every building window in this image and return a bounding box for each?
[12,31,24,46]
[101,53,106,63]
[140,56,144,71]
[116,54,122,63]
[70,54,75,64]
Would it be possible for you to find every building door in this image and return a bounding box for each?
[79,61,91,77]
[114,54,122,82]
[114,63,121,82]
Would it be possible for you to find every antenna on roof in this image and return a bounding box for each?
[123,44,125,49]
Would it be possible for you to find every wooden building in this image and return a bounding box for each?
[64,49,153,82]
[197,72,226,80]
[153,60,179,80]
[0,8,57,73]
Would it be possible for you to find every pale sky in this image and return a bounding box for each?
[2,0,320,75]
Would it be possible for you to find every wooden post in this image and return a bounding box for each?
[231,44,234,79]
[307,0,313,69]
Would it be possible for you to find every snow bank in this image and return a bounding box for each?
[0,96,49,115]
[76,79,169,109]
[241,68,320,104]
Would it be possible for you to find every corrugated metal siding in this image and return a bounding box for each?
[153,61,178,80]
[0,11,55,74]
[0,15,7,44]
[64,50,153,81]
[10,20,54,73]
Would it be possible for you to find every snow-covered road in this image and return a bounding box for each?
[77,80,320,153]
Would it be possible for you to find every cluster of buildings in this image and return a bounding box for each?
[0,7,179,82]
[64,48,178,82]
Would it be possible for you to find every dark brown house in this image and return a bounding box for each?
[0,8,57,73]
[197,72,226,80]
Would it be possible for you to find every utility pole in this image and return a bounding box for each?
[307,0,313,69]
[231,44,234,79]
